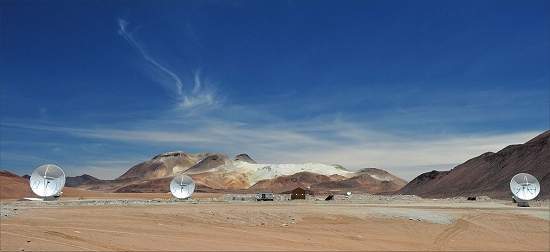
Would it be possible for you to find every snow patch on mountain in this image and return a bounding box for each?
[217,161,354,186]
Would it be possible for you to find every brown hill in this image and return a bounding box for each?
[312,168,407,193]
[190,171,250,190]
[117,151,209,180]
[249,169,407,194]
[249,172,334,193]
[0,170,33,199]
[112,175,219,193]
[71,151,219,191]
[66,174,100,187]
[357,168,408,185]
[112,177,173,193]
[185,154,229,174]
[399,130,550,199]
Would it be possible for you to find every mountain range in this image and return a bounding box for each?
[2,130,548,199]
[66,152,406,194]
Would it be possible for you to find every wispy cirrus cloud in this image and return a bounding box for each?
[117,18,218,111]
[180,70,219,111]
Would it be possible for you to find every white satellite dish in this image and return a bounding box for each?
[510,173,540,206]
[170,174,195,199]
[346,191,352,196]
[29,164,66,198]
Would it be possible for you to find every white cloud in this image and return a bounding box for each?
[180,71,219,110]
[117,18,218,111]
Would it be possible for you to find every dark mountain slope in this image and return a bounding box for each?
[399,131,550,199]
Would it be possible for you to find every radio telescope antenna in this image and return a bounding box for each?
[29,164,66,200]
[170,174,195,199]
[510,173,540,207]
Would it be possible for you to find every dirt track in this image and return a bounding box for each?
[1,196,549,251]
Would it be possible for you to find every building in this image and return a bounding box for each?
[289,187,313,200]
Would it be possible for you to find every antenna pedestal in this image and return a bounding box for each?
[171,197,191,202]
[512,196,530,207]
[43,196,60,201]
[517,201,530,207]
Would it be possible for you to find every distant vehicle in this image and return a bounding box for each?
[256,192,274,201]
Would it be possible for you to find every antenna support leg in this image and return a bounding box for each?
[517,201,530,207]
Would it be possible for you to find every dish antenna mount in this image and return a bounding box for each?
[29,164,66,200]
[170,174,195,199]
[510,173,540,207]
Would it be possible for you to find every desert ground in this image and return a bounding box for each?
[1,193,549,251]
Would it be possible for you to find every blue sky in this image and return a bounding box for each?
[1,0,549,180]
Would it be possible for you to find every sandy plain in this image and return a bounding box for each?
[1,193,549,251]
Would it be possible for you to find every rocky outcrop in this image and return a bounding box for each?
[234,153,257,163]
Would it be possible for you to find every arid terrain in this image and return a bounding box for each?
[1,132,548,251]
[1,193,549,251]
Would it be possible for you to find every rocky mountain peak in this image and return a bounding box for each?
[152,151,189,160]
[234,153,256,163]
